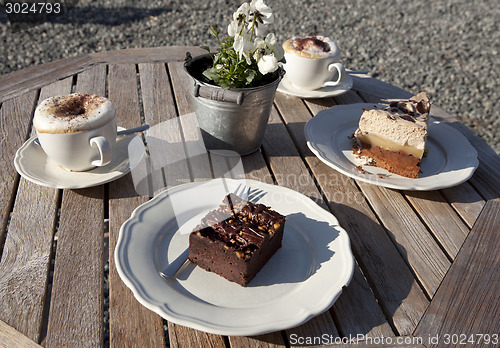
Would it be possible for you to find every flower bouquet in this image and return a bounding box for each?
[184,0,285,155]
[200,0,285,89]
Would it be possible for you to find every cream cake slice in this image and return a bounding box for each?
[352,92,431,178]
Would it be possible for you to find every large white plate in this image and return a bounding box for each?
[14,129,145,189]
[114,178,354,336]
[305,104,479,190]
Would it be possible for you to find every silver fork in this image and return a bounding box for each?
[159,184,265,280]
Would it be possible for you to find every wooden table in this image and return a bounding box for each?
[0,46,498,348]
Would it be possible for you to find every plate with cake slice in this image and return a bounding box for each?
[305,93,478,190]
[114,178,355,336]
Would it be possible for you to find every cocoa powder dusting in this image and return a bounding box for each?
[52,94,105,119]
[293,37,330,53]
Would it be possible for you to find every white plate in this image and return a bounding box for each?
[277,74,353,98]
[14,128,145,189]
[114,178,354,336]
[305,104,479,190]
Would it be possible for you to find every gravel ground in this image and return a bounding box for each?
[1,0,499,155]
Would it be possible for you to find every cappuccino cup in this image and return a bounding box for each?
[282,36,346,90]
[33,93,117,171]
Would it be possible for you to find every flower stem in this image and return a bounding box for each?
[249,15,256,41]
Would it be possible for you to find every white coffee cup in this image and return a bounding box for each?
[33,94,117,172]
[282,36,346,90]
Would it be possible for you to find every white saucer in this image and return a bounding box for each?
[277,74,353,99]
[14,128,146,189]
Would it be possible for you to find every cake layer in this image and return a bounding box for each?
[354,132,424,159]
[356,142,421,178]
[189,226,283,286]
[354,92,431,151]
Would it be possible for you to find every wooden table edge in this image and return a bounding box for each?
[0,319,43,348]
[0,46,206,104]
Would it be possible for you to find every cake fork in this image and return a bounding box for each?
[159,184,265,280]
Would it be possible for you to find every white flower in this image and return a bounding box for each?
[250,0,274,25]
[265,33,284,61]
[246,0,274,37]
[257,53,278,74]
[233,2,250,23]
[251,21,267,37]
[227,20,240,37]
[233,34,254,65]
[252,33,284,64]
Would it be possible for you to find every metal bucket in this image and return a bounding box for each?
[184,53,284,155]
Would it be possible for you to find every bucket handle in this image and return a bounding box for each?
[194,84,245,105]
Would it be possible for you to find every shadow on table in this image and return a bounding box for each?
[248,212,339,287]
[325,202,417,338]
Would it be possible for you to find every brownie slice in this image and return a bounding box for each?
[188,193,285,286]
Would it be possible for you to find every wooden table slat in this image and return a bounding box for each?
[440,182,486,229]
[0,77,72,343]
[285,311,339,348]
[91,46,205,66]
[45,187,105,347]
[351,75,413,101]
[107,63,167,347]
[259,106,342,337]
[139,62,192,194]
[0,177,60,343]
[357,182,451,297]
[331,264,395,338]
[0,90,38,244]
[45,66,106,348]
[162,60,231,347]
[0,320,43,348]
[404,189,470,259]
[414,199,500,346]
[228,332,286,348]
[167,61,214,183]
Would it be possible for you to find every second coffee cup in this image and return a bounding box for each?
[282,36,346,90]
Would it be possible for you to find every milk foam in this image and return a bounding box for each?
[34,94,116,134]
[284,36,340,58]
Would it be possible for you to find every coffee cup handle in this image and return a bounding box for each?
[323,63,347,87]
[90,136,112,167]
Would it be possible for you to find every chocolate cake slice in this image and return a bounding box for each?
[188,193,285,286]
[352,92,431,178]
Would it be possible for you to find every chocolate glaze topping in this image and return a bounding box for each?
[196,193,285,252]
[386,92,431,123]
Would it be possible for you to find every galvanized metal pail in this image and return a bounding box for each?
[184,53,284,155]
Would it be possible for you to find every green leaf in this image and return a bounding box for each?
[208,25,219,38]
[245,69,257,84]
